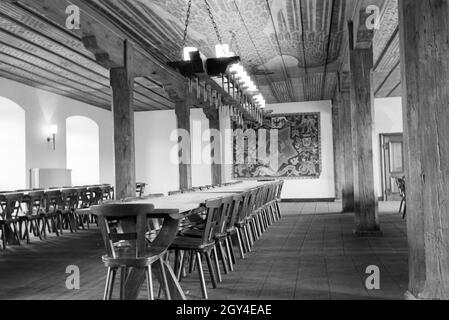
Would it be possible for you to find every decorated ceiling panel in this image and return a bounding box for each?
[98,0,349,103]
[0,0,402,110]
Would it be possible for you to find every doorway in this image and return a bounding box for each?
[380,133,404,201]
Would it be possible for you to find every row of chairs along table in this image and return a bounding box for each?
[90,179,285,300]
[0,184,113,249]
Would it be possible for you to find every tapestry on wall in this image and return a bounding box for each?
[233,112,322,180]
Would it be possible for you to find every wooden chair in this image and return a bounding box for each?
[40,190,62,237]
[214,196,238,276]
[73,187,92,229]
[136,183,147,198]
[89,203,168,300]
[99,185,113,201]
[59,189,79,233]
[395,177,406,219]
[275,180,284,220]
[169,198,224,299]
[20,190,45,242]
[226,194,244,262]
[238,188,258,251]
[0,193,23,249]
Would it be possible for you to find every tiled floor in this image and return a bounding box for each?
[0,202,408,300]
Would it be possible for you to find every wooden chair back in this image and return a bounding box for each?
[60,189,79,211]
[101,185,113,200]
[395,177,406,199]
[226,194,243,230]
[87,187,103,205]
[25,191,45,216]
[74,187,89,209]
[0,193,23,220]
[43,190,62,214]
[216,196,234,236]
[90,203,155,259]
[201,198,224,245]
[237,189,256,223]
[136,183,147,198]
[276,180,284,200]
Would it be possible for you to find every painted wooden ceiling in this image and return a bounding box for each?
[0,0,401,111]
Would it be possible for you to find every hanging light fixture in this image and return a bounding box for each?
[169,0,266,126]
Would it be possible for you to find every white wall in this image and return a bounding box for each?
[0,77,114,188]
[373,97,403,197]
[134,108,213,195]
[134,110,180,195]
[190,108,212,187]
[266,100,335,199]
[0,97,26,190]
[66,116,100,186]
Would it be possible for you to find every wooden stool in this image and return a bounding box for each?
[89,203,169,300]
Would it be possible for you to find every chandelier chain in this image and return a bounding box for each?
[204,0,223,45]
[230,31,241,56]
[182,0,192,49]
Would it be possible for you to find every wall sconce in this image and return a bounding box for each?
[47,125,58,150]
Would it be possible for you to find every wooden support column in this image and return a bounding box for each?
[204,109,222,186]
[348,19,380,235]
[332,97,344,200]
[175,101,192,190]
[399,0,449,300]
[340,73,355,212]
[110,40,136,200]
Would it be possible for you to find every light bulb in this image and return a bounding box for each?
[215,44,230,58]
[183,47,198,61]
[49,125,58,135]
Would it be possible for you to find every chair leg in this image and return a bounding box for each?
[218,240,229,275]
[24,220,30,244]
[104,267,113,300]
[40,218,47,239]
[243,225,252,252]
[12,222,21,246]
[1,225,6,250]
[212,246,222,283]
[204,251,218,289]
[196,252,208,299]
[108,268,117,300]
[146,265,154,300]
[120,267,127,300]
[34,219,42,240]
[189,251,196,274]
[176,251,186,281]
[275,201,282,220]
[159,258,171,300]
[225,237,234,271]
[236,229,245,259]
[403,203,407,219]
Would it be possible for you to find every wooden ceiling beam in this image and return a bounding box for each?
[14,0,187,100]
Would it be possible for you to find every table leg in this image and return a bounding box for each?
[123,217,186,300]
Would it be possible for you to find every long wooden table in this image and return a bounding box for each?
[121,181,276,300]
